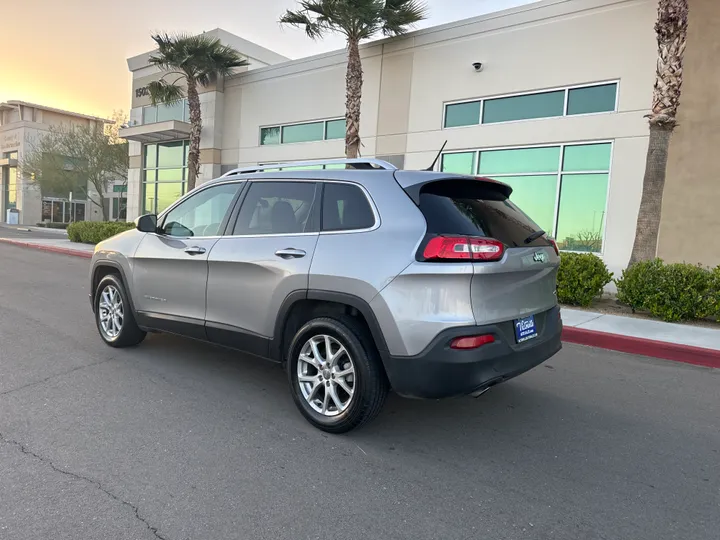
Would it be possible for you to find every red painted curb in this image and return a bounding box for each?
[562,326,720,369]
[0,238,93,259]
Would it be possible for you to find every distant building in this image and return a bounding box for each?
[119,0,720,274]
[0,101,126,225]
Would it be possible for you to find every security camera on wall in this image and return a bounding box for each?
[472,62,484,72]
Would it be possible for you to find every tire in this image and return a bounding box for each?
[287,316,388,433]
[94,274,146,348]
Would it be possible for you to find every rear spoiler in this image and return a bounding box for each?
[394,171,513,205]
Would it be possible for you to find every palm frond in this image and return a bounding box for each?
[280,9,327,40]
[280,0,427,41]
[381,0,428,36]
[147,32,250,87]
[147,79,185,106]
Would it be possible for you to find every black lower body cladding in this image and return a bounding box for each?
[384,306,562,399]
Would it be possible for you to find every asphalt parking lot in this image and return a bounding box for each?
[1,244,718,540]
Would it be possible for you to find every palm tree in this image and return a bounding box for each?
[280,1,428,159]
[629,0,688,264]
[147,33,249,191]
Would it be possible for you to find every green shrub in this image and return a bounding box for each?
[706,266,720,322]
[557,253,613,307]
[615,259,664,312]
[616,259,715,322]
[36,222,69,229]
[67,221,134,244]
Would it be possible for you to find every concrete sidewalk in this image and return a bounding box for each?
[562,308,720,368]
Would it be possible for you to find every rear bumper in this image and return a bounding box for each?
[383,306,562,399]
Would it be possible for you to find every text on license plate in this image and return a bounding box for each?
[514,315,538,343]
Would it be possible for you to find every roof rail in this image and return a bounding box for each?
[220,158,397,177]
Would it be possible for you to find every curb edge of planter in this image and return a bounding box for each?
[0,238,93,259]
[562,326,720,369]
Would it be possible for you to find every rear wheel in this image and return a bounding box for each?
[95,274,146,348]
[287,317,388,433]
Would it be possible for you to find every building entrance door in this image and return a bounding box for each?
[41,199,86,223]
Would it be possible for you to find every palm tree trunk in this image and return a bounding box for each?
[629,124,673,264]
[186,80,202,192]
[345,38,363,159]
[628,0,688,265]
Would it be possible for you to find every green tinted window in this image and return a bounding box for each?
[143,183,156,214]
[282,122,324,144]
[482,91,565,124]
[478,147,560,175]
[281,165,323,171]
[555,174,608,253]
[324,164,347,170]
[441,152,475,175]
[325,119,345,140]
[157,141,185,168]
[260,127,280,145]
[562,143,612,172]
[445,101,481,128]
[157,102,184,122]
[142,106,157,124]
[498,175,558,235]
[156,183,185,214]
[567,84,617,115]
[144,144,157,168]
[157,168,184,182]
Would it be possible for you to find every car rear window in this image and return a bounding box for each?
[417,180,551,248]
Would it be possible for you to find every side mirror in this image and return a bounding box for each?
[135,214,157,233]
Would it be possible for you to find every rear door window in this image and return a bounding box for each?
[322,182,375,231]
[417,180,550,248]
[233,181,319,235]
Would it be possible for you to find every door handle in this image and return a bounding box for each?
[275,248,306,259]
[184,246,207,255]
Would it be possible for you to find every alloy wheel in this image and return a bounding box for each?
[297,334,356,416]
[98,285,124,340]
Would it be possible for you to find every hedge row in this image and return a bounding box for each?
[35,222,69,229]
[616,260,720,322]
[556,253,720,323]
[67,221,135,244]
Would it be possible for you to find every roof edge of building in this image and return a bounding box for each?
[0,101,110,123]
[226,0,638,84]
[126,28,290,72]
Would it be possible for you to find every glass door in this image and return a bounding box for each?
[73,201,85,222]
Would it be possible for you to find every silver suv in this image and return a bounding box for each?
[89,158,562,432]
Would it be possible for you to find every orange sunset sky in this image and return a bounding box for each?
[0,0,534,119]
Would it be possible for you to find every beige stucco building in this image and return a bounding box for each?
[0,101,127,225]
[119,0,720,276]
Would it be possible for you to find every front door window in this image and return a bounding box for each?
[160,182,242,237]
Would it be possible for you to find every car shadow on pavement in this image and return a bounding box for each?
[131,332,676,465]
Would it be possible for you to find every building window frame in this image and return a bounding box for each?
[442,80,620,129]
[440,139,614,255]
[142,140,189,215]
[259,117,346,146]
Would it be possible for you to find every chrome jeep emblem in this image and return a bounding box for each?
[532,251,548,263]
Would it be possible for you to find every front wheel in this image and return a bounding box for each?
[95,274,146,348]
[287,317,388,433]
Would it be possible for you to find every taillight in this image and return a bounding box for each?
[450,334,495,349]
[422,236,504,262]
[549,239,559,256]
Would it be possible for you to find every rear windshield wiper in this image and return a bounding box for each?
[523,230,546,244]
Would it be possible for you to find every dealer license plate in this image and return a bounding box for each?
[514,315,538,343]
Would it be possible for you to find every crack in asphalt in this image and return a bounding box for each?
[0,357,116,398]
[0,431,169,540]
